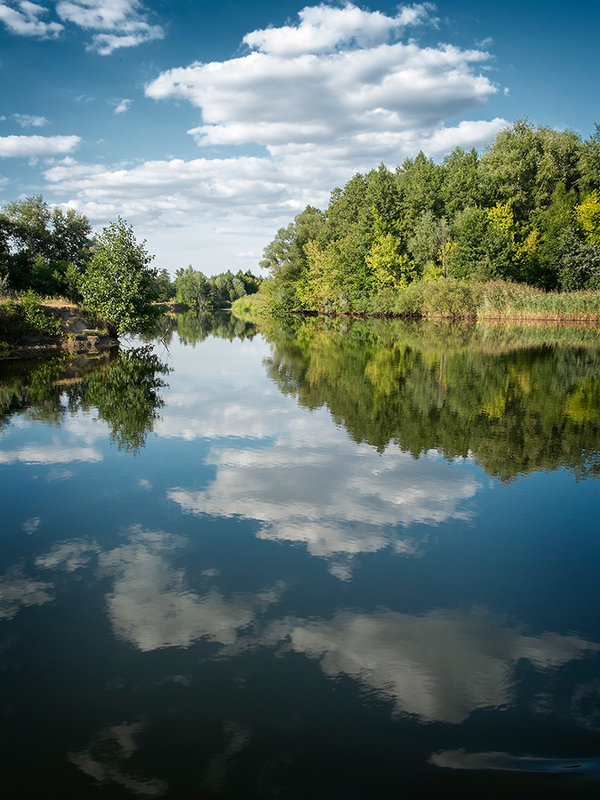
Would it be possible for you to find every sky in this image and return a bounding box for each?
[0,0,599,275]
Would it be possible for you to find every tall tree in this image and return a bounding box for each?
[80,218,158,334]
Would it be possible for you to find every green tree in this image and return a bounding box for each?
[558,229,600,290]
[479,121,581,223]
[49,207,92,266]
[574,192,600,246]
[153,268,175,302]
[0,196,93,297]
[579,123,600,194]
[408,211,450,275]
[80,218,158,334]
[175,266,213,308]
[395,152,444,239]
[441,147,481,218]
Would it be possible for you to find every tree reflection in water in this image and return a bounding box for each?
[256,315,600,480]
[0,345,170,453]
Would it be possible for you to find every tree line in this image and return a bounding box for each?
[173,266,261,309]
[258,121,600,314]
[0,195,260,334]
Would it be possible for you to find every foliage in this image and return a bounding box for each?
[153,268,176,302]
[0,291,64,341]
[0,196,92,298]
[255,121,600,315]
[79,218,158,335]
[558,229,600,291]
[174,267,261,309]
[574,192,600,246]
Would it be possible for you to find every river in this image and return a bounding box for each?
[1,312,600,798]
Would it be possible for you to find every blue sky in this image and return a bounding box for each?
[0,0,598,274]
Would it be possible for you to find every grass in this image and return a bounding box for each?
[239,279,600,323]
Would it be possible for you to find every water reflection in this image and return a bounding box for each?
[34,525,286,652]
[261,608,598,724]
[430,749,600,773]
[168,443,479,579]
[2,313,600,797]
[0,566,53,619]
[0,345,169,453]
[69,721,168,796]
[27,519,599,728]
[258,316,600,480]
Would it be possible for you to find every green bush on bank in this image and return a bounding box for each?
[0,291,64,342]
[235,278,600,322]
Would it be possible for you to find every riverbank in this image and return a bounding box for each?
[232,279,600,323]
[0,295,118,359]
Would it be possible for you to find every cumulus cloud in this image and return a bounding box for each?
[0,1,63,38]
[243,2,435,56]
[56,0,164,54]
[147,2,501,161]
[13,113,49,127]
[263,608,599,723]
[39,3,507,269]
[0,134,80,157]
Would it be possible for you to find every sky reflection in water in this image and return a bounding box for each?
[1,314,600,798]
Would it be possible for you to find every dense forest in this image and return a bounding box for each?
[256,121,600,316]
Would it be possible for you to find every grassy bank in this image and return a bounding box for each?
[233,279,600,323]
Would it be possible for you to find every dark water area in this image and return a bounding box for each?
[1,312,600,798]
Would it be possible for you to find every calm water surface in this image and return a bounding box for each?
[1,313,600,798]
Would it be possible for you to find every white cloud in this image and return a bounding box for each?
[148,42,499,151]
[13,113,49,127]
[39,3,507,270]
[263,608,599,723]
[113,97,131,114]
[243,2,435,56]
[0,1,63,38]
[0,134,80,157]
[56,0,164,54]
